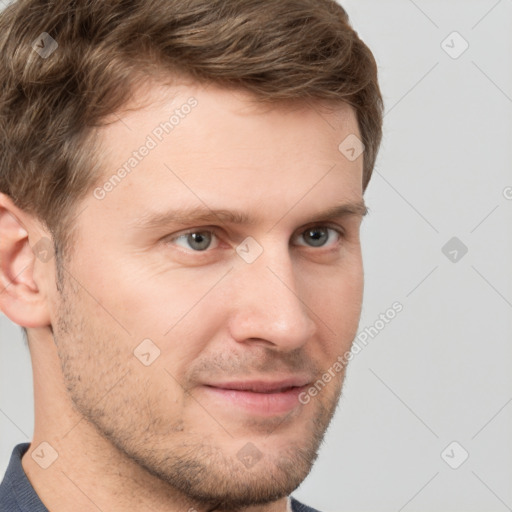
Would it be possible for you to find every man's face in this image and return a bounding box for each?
[49,80,365,508]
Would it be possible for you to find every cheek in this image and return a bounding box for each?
[114,268,228,369]
[80,254,215,339]
[304,261,363,349]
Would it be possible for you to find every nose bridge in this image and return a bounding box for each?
[227,240,317,348]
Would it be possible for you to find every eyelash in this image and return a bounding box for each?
[165,224,346,253]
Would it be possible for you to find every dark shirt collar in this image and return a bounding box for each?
[0,442,49,511]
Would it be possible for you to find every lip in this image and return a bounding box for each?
[205,377,312,393]
[201,377,312,416]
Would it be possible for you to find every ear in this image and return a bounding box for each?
[0,192,53,328]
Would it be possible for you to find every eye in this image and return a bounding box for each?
[165,224,345,253]
[169,230,220,252]
[294,225,344,248]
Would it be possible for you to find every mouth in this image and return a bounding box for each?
[201,378,312,416]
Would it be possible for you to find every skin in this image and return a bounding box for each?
[0,78,366,512]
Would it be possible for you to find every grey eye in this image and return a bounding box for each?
[304,227,328,247]
[173,231,217,251]
[296,227,341,248]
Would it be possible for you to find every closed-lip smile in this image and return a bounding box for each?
[201,376,313,415]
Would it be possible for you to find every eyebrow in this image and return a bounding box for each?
[132,200,368,230]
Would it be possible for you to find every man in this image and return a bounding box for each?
[0,0,383,510]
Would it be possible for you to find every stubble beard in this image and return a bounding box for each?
[52,260,346,510]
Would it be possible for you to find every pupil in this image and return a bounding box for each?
[308,228,327,247]
[188,232,211,251]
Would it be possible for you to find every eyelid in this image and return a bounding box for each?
[298,222,345,236]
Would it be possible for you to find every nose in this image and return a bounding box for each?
[226,242,318,351]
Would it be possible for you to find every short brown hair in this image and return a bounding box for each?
[0,0,383,260]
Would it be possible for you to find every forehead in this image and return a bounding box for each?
[94,77,361,166]
[85,80,363,231]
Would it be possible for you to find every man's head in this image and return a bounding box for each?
[0,1,382,510]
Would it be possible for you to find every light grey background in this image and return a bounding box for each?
[1,1,511,511]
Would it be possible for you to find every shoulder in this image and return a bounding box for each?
[290,496,323,512]
[0,443,48,512]
[0,443,28,511]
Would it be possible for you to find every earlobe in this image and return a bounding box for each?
[0,193,53,328]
